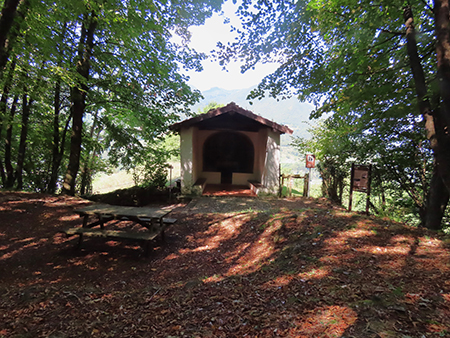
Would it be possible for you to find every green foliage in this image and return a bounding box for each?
[216,0,446,226]
[133,161,168,189]
[292,120,351,204]
[0,0,225,193]
[197,101,223,115]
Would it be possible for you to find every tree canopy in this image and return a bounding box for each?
[0,0,223,195]
[217,0,450,228]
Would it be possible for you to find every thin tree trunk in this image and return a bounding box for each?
[47,22,67,194]
[0,159,5,185]
[4,94,17,188]
[80,112,99,195]
[62,12,97,195]
[0,58,15,187]
[15,91,32,190]
[0,58,16,120]
[48,78,62,193]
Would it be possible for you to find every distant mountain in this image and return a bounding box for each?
[191,86,315,140]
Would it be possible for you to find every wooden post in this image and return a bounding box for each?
[289,176,293,197]
[307,167,311,197]
[366,164,372,215]
[169,165,173,200]
[280,174,285,197]
[349,163,355,211]
[304,173,309,197]
[279,164,282,197]
[82,214,89,228]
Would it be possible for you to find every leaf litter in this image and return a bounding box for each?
[0,192,449,337]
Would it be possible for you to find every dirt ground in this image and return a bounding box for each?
[1,191,450,337]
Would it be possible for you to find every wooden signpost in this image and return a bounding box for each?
[349,164,372,214]
[305,154,315,197]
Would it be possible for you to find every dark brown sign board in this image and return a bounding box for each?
[349,164,372,214]
[352,165,370,192]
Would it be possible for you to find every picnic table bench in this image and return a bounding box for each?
[63,204,176,255]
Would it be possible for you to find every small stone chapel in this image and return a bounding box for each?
[170,102,293,195]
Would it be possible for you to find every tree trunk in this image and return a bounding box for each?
[47,78,62,193]
[425,167,450,229]
[0,58,15,187]
[4,94,18,188]
[0,0,29,74]
[433,0,450,194]
[15,91,32,190]
[404,5,450,229]
[47,22,67,194]
[80,112,99,195]
[62,12,97,195]
[0,58,16,120]
[435,0,450,125]
[0,0,21,69]
[0,159,5,185]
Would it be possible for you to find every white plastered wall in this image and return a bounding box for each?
[261,129,281,194]
[179,127,195,194]
[180,126,281,194]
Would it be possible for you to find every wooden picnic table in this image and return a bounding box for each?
[63,204,176,255]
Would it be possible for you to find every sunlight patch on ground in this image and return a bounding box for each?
[164,253,179,261]
[340,229,376,238]
[292,305,357,337]
[418,237,443,248]
[224,243,251,263]
[0,249,20,260]
[357,245,411,255]
[263,275,294,288]
[193,215,249,253]
[332,210,354,218]
[52,233,69,244]
[15,237,35,243]
[442,294,450,302]
[298,267,330,281]
[2,207,26,213]
[0,238,47,261]
[23,238,47,249]
[390,235,415,245]
[319,255,340,265]
[377,260,408,277]
[413,243,450,272]
[323,236,349,252]
[202,275,223,283]
[222,219,282,278]
[323,229,375,253]
[59,215,80,221]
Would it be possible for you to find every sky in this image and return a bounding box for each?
[182,2,279,92]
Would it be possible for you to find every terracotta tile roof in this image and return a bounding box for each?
[169,102,293,135]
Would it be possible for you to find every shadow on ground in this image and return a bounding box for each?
[0,192,449,337]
